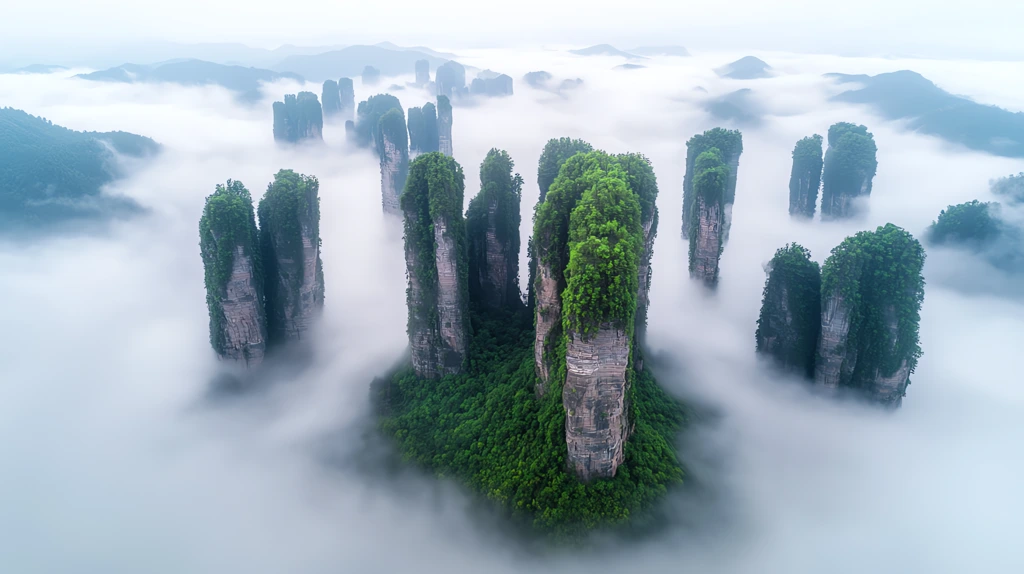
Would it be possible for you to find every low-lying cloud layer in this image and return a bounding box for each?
[1,50,1022,573]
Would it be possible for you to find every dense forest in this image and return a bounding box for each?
[0,107,159,230]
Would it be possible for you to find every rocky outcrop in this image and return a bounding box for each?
[437,95,453,157]
[362,65,380,85]
[814,288,854,389]
[756,244,821,378]
[321,80,341,118]
[378,109,409,215]
[467,149,522,310]
[821,122,877,220]
[533,261,560,394]
[401,153,470,378]
[352,94,402,151]
[681,128,742,237]
[199,180,268,367]
[407,103,439,155]
[415,59,430,86]
[470,74,514,97]
[272,92,323,143]
[258,170,325,344]
[789,135,824,217]
[339,78,355,121]
[563,324,630,480]
[690,197,722,285]
[435,61,466,99]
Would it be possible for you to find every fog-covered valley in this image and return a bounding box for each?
[2,48,1023,573]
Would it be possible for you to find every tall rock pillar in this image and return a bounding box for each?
[199,180,268,366]
[788,135,824,218]
[688,148,728,286]
[258,170,325,344]
[820,122,877,220]
[401,153,470,378]
[338,77,355,122]
[755,244,821,378]
[467,149,523,309]
[378,109,409,215]
[437,95,453,157]
[681,128,742,237]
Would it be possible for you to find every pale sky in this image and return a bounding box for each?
[4,0,1023,59]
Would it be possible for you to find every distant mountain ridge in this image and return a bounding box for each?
[716,56,773,79]
[569,44,646,60]
[628,46,691,57]
[0,107,159,233]
[273,45,449,83]
[828,70,1024,158]
[76,60,302,101]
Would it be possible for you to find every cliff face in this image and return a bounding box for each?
[533,261,560,393]
[216,245,268,365]
[339,78,355,122]
[788,135,824,218]
[437,96,453,157]
[402,153,470,379]
[272,92,324,143]
[633,213,655,370]
[690,196,722,285]
[755,244,821,378]
[814,288,853,389]
[414,59,430,86]
[681,128,742,237]
[563,324,630,480]
[870,303,912,406]
[259,170,325,345]
[467,149,522,310]
[820,123,877,220]
[321,80,341,118]
[380,133,404,214]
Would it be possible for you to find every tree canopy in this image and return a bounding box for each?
[927,200,1003,248]
[353,94,403,153]
[537,137,594,201]
[755,243,821,378]
[789,134,824,217]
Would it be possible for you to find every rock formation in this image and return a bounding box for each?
[688,148,728,286]
[406,103,439,155]
[681,128,742,237]
[435,61,466,99]
[466,149,523,309]
[789,135,824,218]
[272,92,324,143]
[378,108,409,215]
[470,74,514,97]
[755,244,821,378]
[437,95,453,157]
[562,169,643,480]
[353,94,403,151]
[537,137,594,202]
[415,59,430,86]
[820,122,877,219]
[401,153,470,378]
[321,80,342,118]
[258,170,325,344]
[199,180,268,366]
[362,65,381,85]
[815,224,925,406]
[617,153,659,371]
[339,78,355,121]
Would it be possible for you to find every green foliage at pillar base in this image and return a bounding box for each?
[374,308,686,540]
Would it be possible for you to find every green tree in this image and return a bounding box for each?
[927,200,1002,247]
[466,149,524,309]
[755,244,821,378]
[821,122,877,219]
[537,138,594,201]
[788,135,824,218]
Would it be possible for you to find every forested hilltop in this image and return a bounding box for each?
[0,107,159,232]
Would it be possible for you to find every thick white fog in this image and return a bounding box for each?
[1,50,1023,573]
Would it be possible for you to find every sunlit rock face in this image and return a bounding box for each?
[690,196,722,286]
[379,128,406,215]
[533,261,560,393]
[564,324,630,480]
[215,246,268,366]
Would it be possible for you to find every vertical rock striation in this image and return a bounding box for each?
[616,153,659,371]
[258,170,324,344]
[755,244,821,378]
[814,224,925,405]
[687,148,728,286]
[272,92,324,143]
[401,152,470,378]
[467,149,523,309]
[821,122,877,219]
[789,135,824,218]
[681,128,742,237]
[562,171,643,480]
[436,95,453,157]
[199,180,268,366]
[378,109,409,215]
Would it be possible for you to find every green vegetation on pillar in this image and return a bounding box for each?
[353,94,403,153]
[407,107,425,153]
[401,152,470,378]
[755,244,821,378]
[199,180,267,363]
[406,103,439,155]
[687,148,729,285]
[816,224,925,406]
[537,137,595,201]
[927,200,1003,248]
[789,135,824,218]
[466,149,524,309]
[258,169,324,344]
[378,108,410,214]
[272,92,323,143]
[820,122,877,219]
[681,128,742,237]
